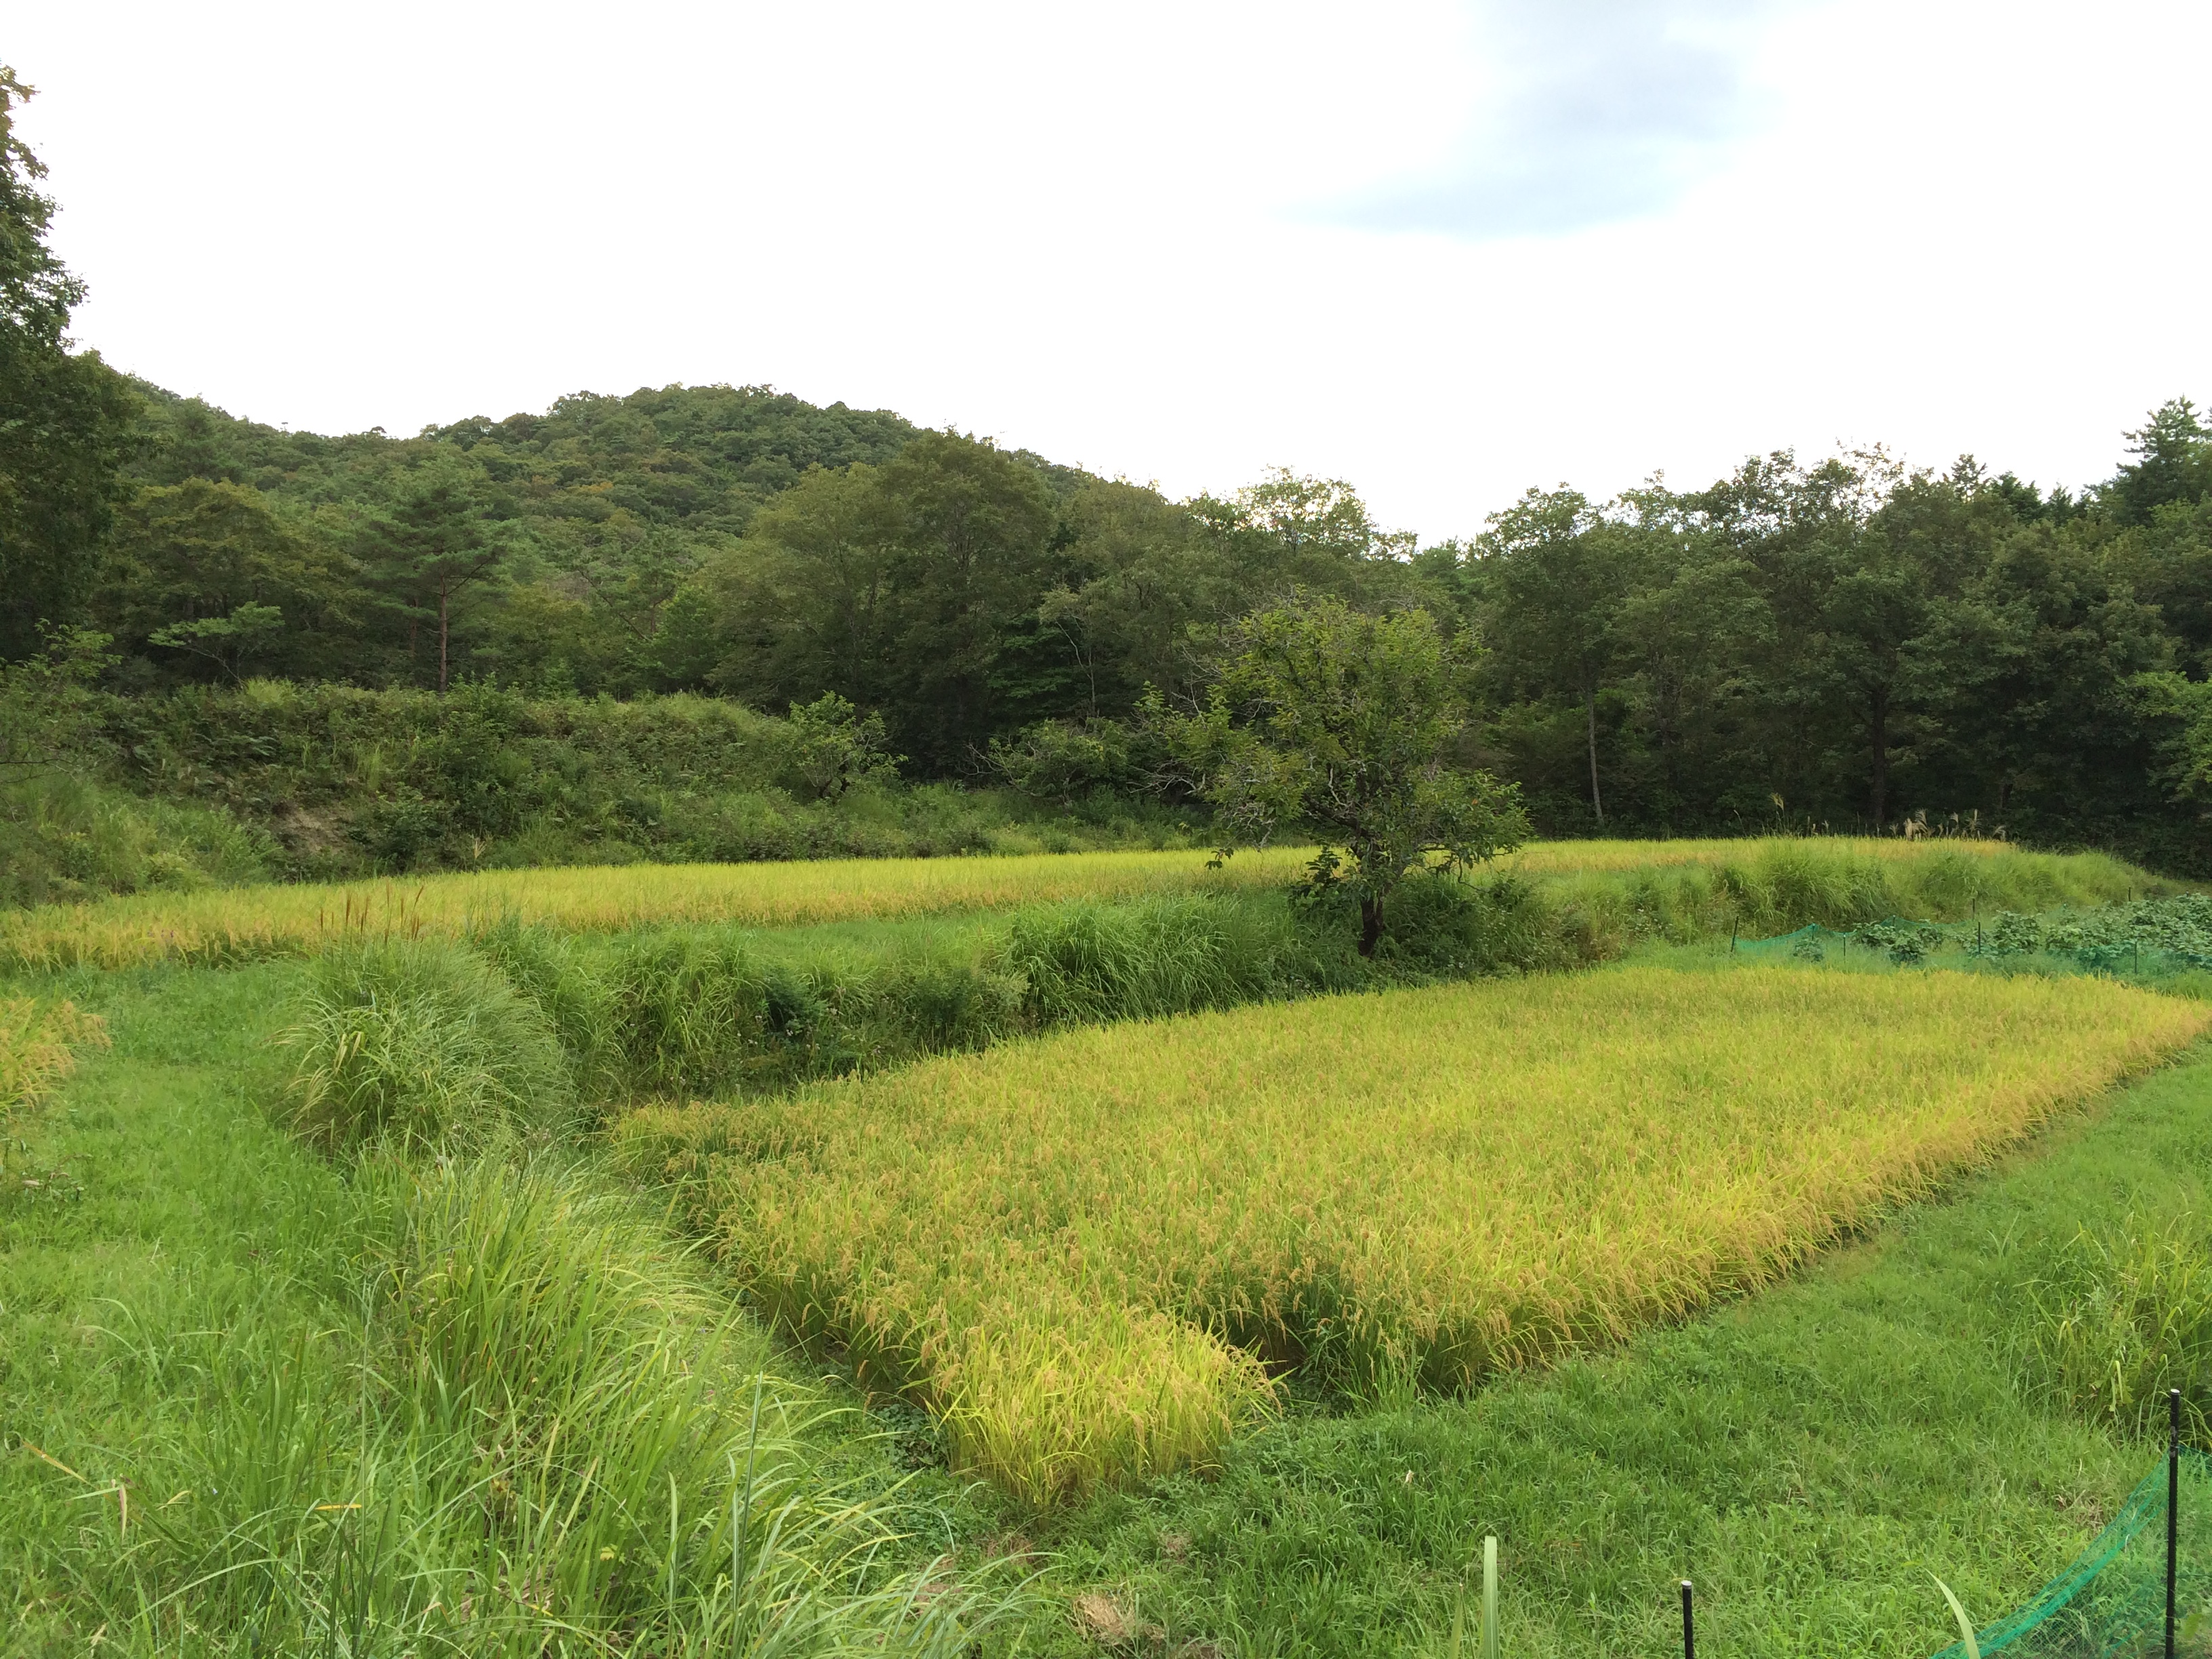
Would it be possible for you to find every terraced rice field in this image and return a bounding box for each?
[621,966,2210,1503]
[0,846,1315,971]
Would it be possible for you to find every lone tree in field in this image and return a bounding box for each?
[1156,594,1527,956]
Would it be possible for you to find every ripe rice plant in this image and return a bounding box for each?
[0,846,1317,972]
[1,996,106,1127]
[621,967,2210,1503]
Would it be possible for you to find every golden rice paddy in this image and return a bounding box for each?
[621,966,2210,1503]
[1,836,2155,973]
[0,846,1316,972]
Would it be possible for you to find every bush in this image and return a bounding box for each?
[281,937,575,1153]
[988,717,1141,805]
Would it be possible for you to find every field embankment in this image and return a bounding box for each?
[621,967,2209,1504]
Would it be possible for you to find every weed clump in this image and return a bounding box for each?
[281,937,574,1154]
[2034,1208,2212,1443]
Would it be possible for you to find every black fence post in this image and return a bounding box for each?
[2170,1387,2182,1659]
[1681,1579,1696,1659]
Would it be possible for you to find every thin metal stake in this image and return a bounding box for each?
[1681,1580,1695,1659]
[2169,1387,2181,1659]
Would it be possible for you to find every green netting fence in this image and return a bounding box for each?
[1924,1448,2212,1659]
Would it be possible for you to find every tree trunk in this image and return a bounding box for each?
[1585,687,1605,827]
[1358,894,1385,958]
[438,579,450,695]
[1869,685,1889,829]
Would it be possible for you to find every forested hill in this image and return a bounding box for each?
[106,380,929,695]
[89,378,1418,769]
[78,375,2212,865]
[10,53,2212,872]
[130,379,924,531]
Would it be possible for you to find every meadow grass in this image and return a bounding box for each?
[0,846,1319,972]
[620,966,2209,1504]
[0,964,1028,1656]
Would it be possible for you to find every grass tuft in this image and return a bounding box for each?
[279,937,575,1154]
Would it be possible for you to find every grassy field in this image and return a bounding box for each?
[620,967,2207,1503]
[0,964,1027,1656]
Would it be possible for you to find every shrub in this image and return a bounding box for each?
[281,937,574,1153]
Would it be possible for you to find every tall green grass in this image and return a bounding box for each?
[5,960,1031,1656]
[280,937,576,1153]
[1530,840,2169,950]
[2032,1207,2212,1444]
[56,1154,1026,1656]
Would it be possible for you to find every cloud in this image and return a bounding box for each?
[1334,0,1796,239]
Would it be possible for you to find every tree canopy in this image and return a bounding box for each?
[0,67,138,661]
[1154,595,1528,954]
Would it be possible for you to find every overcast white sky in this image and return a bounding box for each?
[12,1,2211,540]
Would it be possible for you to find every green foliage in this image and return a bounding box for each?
[46,679,1186,885]
[0,771,273,907]
[786,689,902,799]
[0,628,279,903]
[989,716,1141,805]
[0,68,138,661]
[96,478,361,681]
[1158,595,1527,954]
[280,937,575,1153]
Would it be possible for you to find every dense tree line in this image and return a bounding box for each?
[6,62,2212,867]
